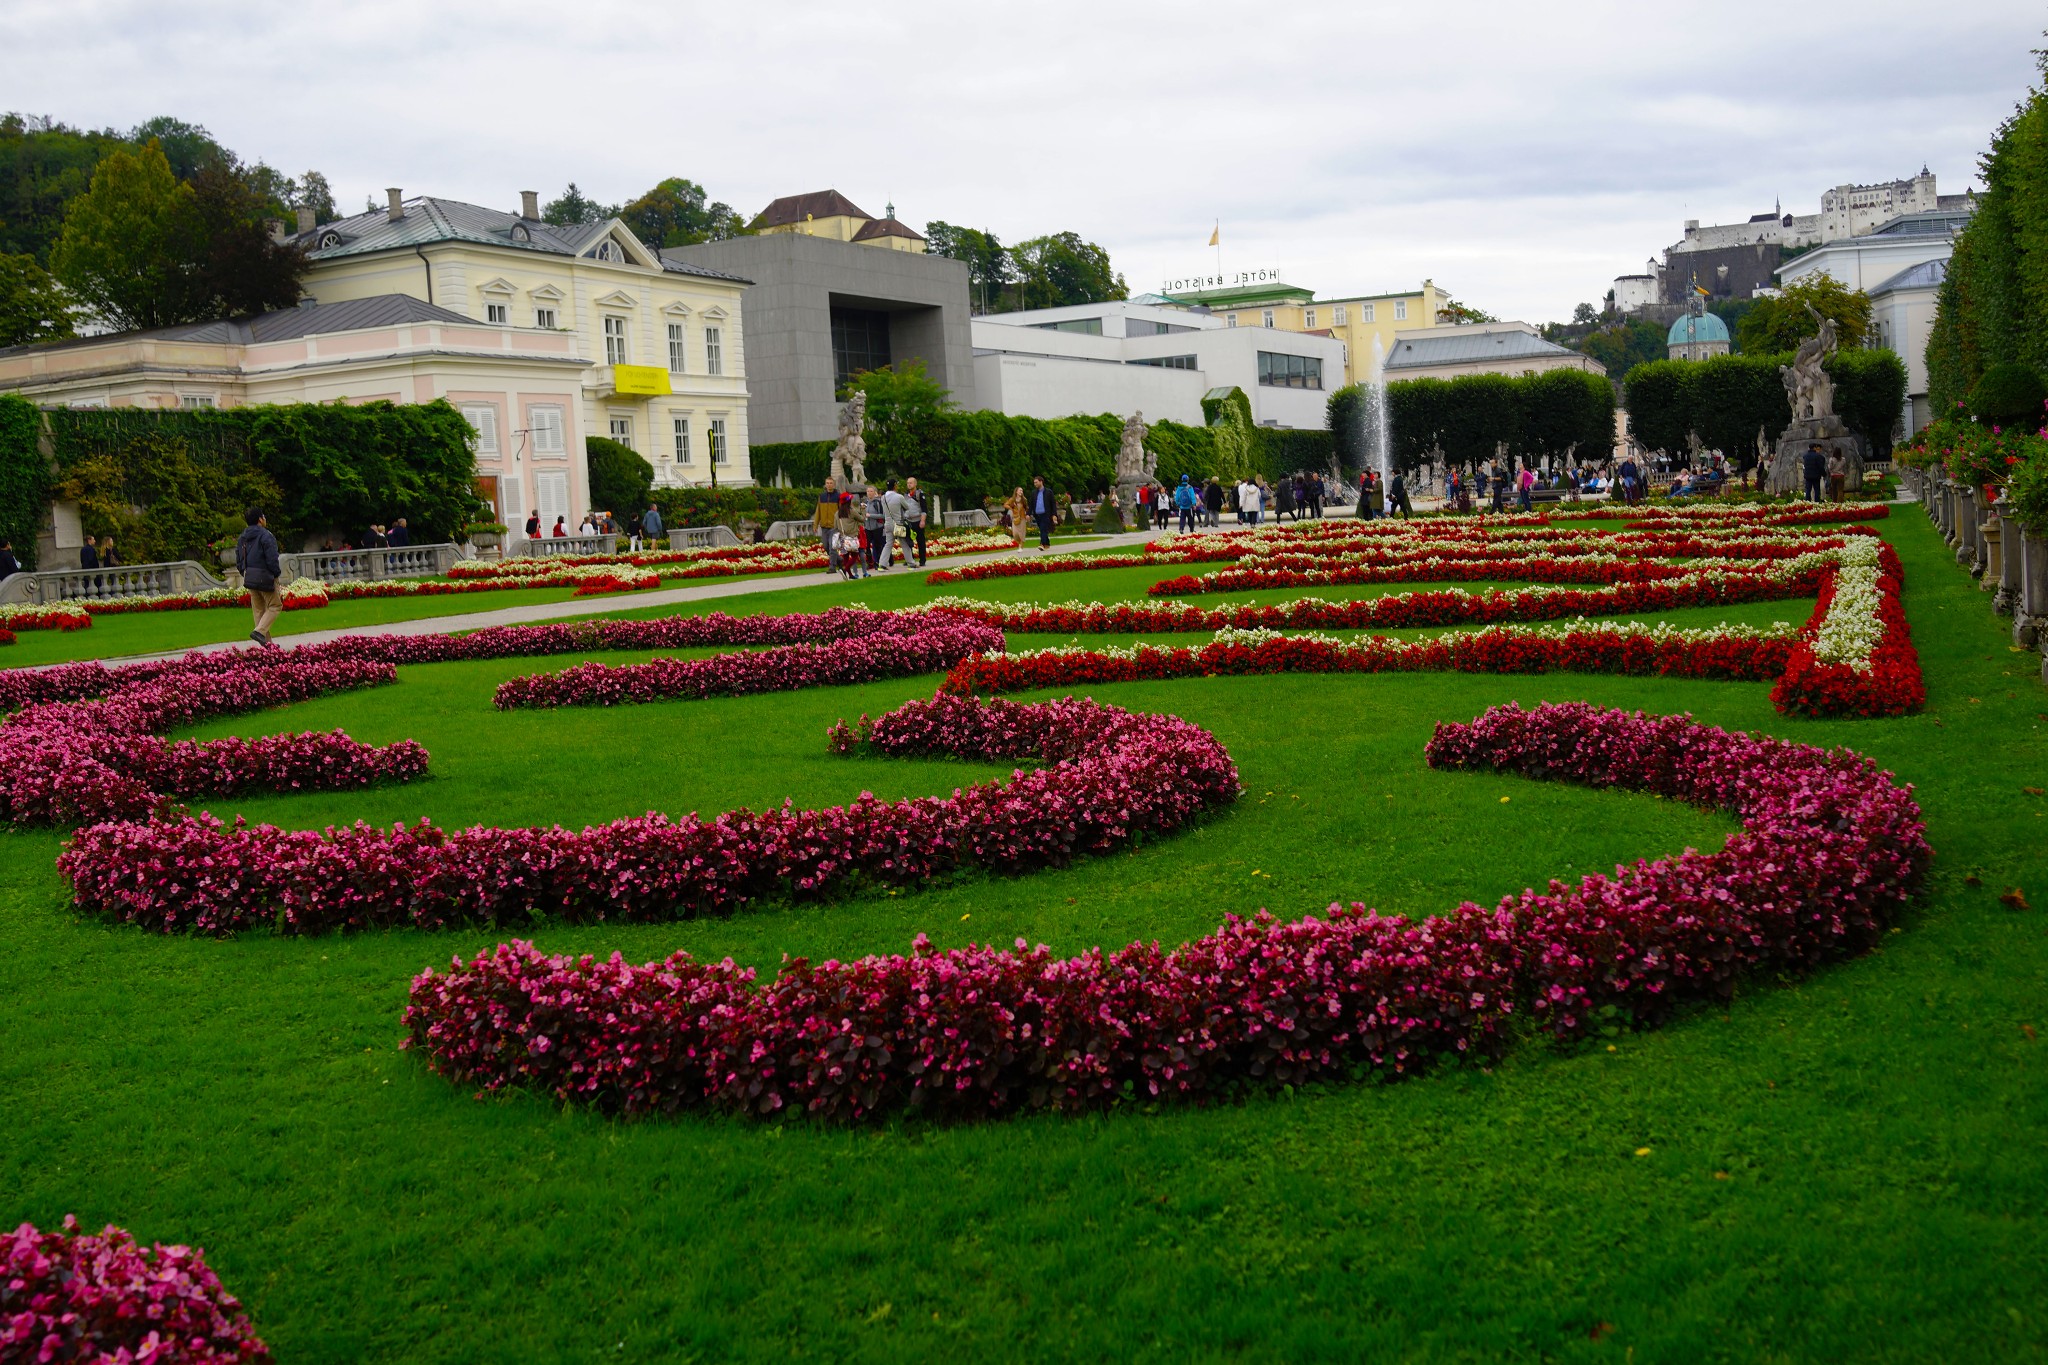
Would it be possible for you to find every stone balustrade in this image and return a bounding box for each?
[518,535,617,559]
[943,509,992,529]
[0,559,227,606]
[667,525,743,551]
[279,543,461,583]
[766,520,821,541]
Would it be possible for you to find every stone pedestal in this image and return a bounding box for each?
[1938,482,1957,544]
[1995,506,2023,615]
[1983,510,2003,589]
[1957,486,1981,570]
[1765,417,1862,497]
[2018,527,2048,649]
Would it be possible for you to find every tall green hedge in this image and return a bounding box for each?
[0,394,48,569]
[650,484,828,532]
[750,440,834,487]
[1621,350,1908,467]
[1333,369,1614,473]
[42,399,486,560]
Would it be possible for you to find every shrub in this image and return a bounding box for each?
[584,436,653,521]
[0,393,46,571]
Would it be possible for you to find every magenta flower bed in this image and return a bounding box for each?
[61,694,1240,935]
[493,618,1004,709]
[398,701,1928,1123]
[2,1216,269,1363]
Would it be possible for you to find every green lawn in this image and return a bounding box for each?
[1,513,2043,1363]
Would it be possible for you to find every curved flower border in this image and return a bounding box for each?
[398,700,1929,1123]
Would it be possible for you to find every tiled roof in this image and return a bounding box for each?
[752,190,873,229]
[296,196,750,283]
[851,216,925,243]
[0,294,479,357]
[1384,329,1600,372]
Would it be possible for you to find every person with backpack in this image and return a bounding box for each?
[1173,475,1199,533]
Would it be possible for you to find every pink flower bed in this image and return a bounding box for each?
[493,618,1004,709]
[2,1216,270,1363]
[61,694,1241,935]
[399,701,1927,1122]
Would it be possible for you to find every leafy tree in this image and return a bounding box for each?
[128,116,227,181]
[1967,362,2048,428]
[841,360,956,476]
[1708,296,1758,350]
[926,221,1013,312]
[585,435,654,519]
[1827,348,1909,457]
[0,112,130,263]
[0,252,75,345]
[1578,318,1666,376]
[1685,354,1789,470]
[1437,299,1498,325]
[1206,388,1258,483]
[49,141,198,330]
[1571,302,1598,326]
[1622,361,1691,455]
[293,170,337,225]
[1518,368,1615,461]
[1737,274,1872,352]
[186,155,309,316]
[1008,232,1127,311]
[619,177,743,248]
[542,183,618,227]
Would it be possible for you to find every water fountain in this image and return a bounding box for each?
[1367,333,1392,485]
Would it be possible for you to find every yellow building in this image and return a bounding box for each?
[292,188,753,527]
[749,190,928,253]
[1162,279,1456,388]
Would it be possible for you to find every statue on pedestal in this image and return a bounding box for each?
[1114,411,1156,527]
[1779,306,1839,422]
[830,391,869,489]
[1764,305,1862,496]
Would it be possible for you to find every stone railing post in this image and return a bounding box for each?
[1955,485,1980,568]
[2018,526,2048,649]
[1995,506,2023,615]
[1983,503,2004,589]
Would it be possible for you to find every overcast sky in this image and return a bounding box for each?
[3,0,2040,320]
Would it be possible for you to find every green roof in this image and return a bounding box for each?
[1163,283,1315,309]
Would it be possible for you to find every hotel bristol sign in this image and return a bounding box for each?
[1161,267,1283,293]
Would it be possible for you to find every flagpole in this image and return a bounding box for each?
[1213,220,1221,286]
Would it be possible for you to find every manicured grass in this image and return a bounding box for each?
[2,512,2044,1363]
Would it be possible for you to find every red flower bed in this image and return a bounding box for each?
[2,1215,270,1363]
[0,628,12,646]
[398,701,1927,1122]
[492,618,1004,709]
[62,694,1240,935]
[1772,542,1925,718]
[939,626,1794,695]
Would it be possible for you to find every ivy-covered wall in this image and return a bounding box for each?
[41,400,486,562]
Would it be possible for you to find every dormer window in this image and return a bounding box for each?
[594,239,621,262]
[510,224,531,243]
[319,232,342,248]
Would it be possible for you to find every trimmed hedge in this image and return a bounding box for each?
[1622,349,1908,466]
[1334,369,1615,473]
[0,393,47,569]
[751,439,834,488]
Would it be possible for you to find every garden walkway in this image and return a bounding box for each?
[54,527,1179,671]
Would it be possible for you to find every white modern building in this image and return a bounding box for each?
[1774,209,1967,294]
[970,300,1345,428]
[1381,322,1607,382]
[1868,258,1947,437]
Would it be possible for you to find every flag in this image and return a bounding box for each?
[1208,223,1220,247]
[1694,283,1711,298]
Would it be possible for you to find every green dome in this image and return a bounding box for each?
[1668,311,1730,345]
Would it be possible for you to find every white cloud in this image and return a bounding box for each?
[1,0,2038,319]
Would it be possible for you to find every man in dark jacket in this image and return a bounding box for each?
[641,503,664,544]
[79,539,99,570]
[236,507,283,649]
[386,518,410,547]
[1202,478,1224,527]
[0,540,16,579]
[1030,476,1055,550]
[1802,443,1827,502]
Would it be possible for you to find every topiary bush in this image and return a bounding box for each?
[0,393,47,570]
[585,436,654,521]
[1968,363,2048,430]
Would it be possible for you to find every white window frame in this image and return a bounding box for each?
[704,325,723,376]
[1261,309,1275,328]
[708,416,729,465]
[485,302,509,325]
[1363,303,1376,323]
[603,316,629,365]
[1225,313,1237,328]
[1303,309,1316,329]
[608,414,635,450]
[531,405,566,455]
[671,413,693,464]
[462,403,500,456]
[1333,305,1348,326]
[535,470,570,528]
[1394,300,1408,320]
[667,322,686,374]
[534,306,558,329]
[178,394,217,409]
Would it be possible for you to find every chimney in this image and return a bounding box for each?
[295,206,316,234]
[265,218,286,243]
[387,188,404,223]
[520,189,539,220]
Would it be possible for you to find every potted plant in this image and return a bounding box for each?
[464,521,508,559]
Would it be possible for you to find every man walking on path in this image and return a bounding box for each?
[816,477,841,571]
[641,503,664,548]
[903,477,930,565]
[1030,476,1055,550]
[236,508,283,649]
[1802,444,1827,503]
[1174,475,1199,533]
[1203,478,1223,527]
[882,479,910,567]
[1391,470,1413,519]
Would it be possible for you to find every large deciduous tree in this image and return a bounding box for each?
[926,221,1013,312]
[542,183,619,227]
[1008,232,1127,311]
[841,360,956,476]
[619,177,744,248]
[1736,274,1873,352]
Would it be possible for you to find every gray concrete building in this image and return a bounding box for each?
[664,232,976,446]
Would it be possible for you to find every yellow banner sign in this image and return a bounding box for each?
[611,364,672,396]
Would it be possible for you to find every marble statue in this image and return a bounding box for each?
[1116,411,1156,484]
[1780,304,1839,421]
[830,390,869,489]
